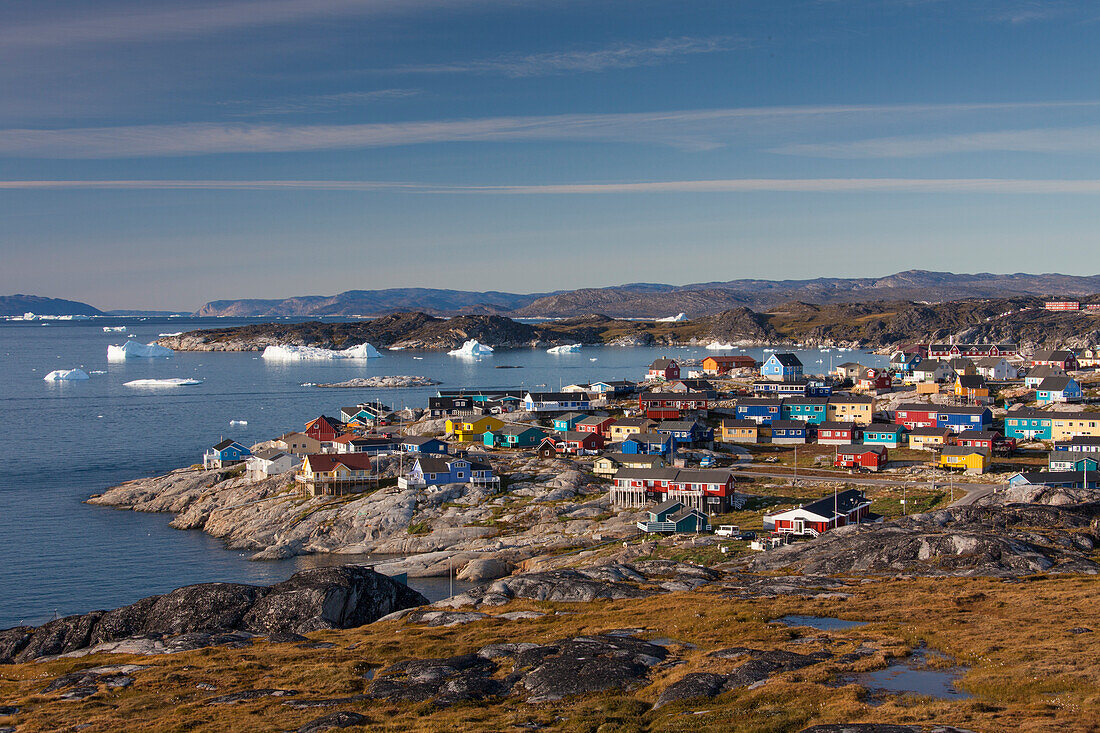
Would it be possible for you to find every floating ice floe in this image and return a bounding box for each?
[107,341,174,360]
[103,326,127,333]
[655,313,688,322]
[706,342,736,350]
[43,368,90,381]
[447,339,493,358]
[158,331,183,337]
[229,420,248,425]
[546,343,582,354]
[261,343,382,361]
[589,357,598,361]
[124,378,203,387]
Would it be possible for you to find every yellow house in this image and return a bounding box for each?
[609,418,656,443]
[826,395,874,425]
[1050,414,1100,441]
[446,415,505,442]
[936,446,991,474]
[908,427,953,451]
[954,376,990,402]
[296,453,376,496]
[719,419,759,444]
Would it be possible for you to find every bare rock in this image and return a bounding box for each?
[296,711,372,732]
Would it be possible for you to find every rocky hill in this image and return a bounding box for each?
[0,294,102,317]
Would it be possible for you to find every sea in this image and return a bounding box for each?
[0,316,887,628]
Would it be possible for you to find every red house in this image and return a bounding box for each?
[1030,350,1079,371]
[646,359,680,382]
[857,367,892,391]
[834,444,888,472]
[763,488,877,536]
[815,421,863,445]
[304,415,344,443]
[956,430,1015,454]
[575,415,616,438]
[639,392,710,420]
[610,468,738,512]
[894,404,939,429]
[557,431,605,454]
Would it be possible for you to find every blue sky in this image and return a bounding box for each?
[2,0,1100,310]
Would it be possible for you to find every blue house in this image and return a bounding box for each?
[405,455,498,488]
[735,398,783,425]
[761,353,804,382]
[1054,436,1100,453]
[806,379,833,397]
[1008,471,1100,490]
[1048,452,1100,472]
[770,420,808,444]
[552,412,589,432]
[1036,377,1083,405]
[936,406,992,431]
[1004,409,1053,440]
[863,424,907,448]
[203,439,250,469]
[484,424,547,448]
[589,380,637,397]
[621,432,674,456]
[655,420,712,445]
[890,352,923,373]
[397,436,449,455]
[781,397,829,425]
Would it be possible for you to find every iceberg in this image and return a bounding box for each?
[43,368,90,381]
[261,343,382,361]
[656,313,688,322]
[124,378,203,387]
[546,343,582,354]
[447,339,493,358]
[229,420,248,425]
[103,326,127,333]
[706,342,736,350]
[107,341,174,360]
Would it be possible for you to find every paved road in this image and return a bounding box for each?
[728,467,1003,496]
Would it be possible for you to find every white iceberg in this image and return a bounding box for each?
[448,339,494,358]
[547,343,582,354]
[158,331,183,337]
[103,326,127,333]
[124,378,203,387]
[107,341,174,360]
[261,343,382,361]
[229,420,248,425]
[43,368,90,381]
[656,313,688,322]
[706,342,736,350]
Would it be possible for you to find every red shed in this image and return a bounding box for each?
[834,444,888,472]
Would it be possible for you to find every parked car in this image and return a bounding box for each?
[715,525,739,537]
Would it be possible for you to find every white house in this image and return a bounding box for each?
[523,391,592,412]
[908,360,952,384]
[974,357,1018,381]
[246,448,297,479]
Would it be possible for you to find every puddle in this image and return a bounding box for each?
[849,646,969,703]
[776,615,868,631]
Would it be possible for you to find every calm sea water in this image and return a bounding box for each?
[0,317,886,627]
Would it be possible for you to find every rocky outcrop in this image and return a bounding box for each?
[746,504,1100,577]
[0,566,426,663]
[654,647,829,708]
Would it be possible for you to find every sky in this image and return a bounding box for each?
[2,0,1100,310]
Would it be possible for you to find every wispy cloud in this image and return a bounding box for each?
[6,178,1100,194]
[388,36,741,77]
[0,0,520,50]
[216,89,421,117]
[3,101,1098,158]
[773,126,1100,158]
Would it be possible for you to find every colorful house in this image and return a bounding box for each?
[1049,413,1100,441]
[894,404,940,429]
[203,439,251,469]
[245,449,296,479]
[1008,471,1100,490]
[862,424,907,448]
[1030,350,1079,371]
[752,379,809,398]
[609,417,657,443]
[621,432,674,456]
[1025,365,1066,389]
[523,392,592,413]
[1004,409,1053,440]
[610,468,738,512]
[556,431,605,453]
[936,406,992,431]
[589,380,638,397]
[856,367,893,392]
[446,415,505,442]
[735,398,782,425]
[304,415,344,444]
[974,357,1018,381]
[937,446,991,474]
[552,412,588,432]
[770,420,809,444]
[833,362,865,381]
[656,420,712,445]
[826,394,874,425]
[592,453,667,477]
[1048,453,1100,472]
[927,343,1018,359]
[638,392,710,419]
[483,424,546,449]
[403,455,497,489]
[954,375,991,404]
[1055,436,1100,453]
[333,435,398,455]
[890,352,922,373]
[761,353,804,382]
[701,355,756,374]
[909,360,953,384]
[274,431,323,456]
[834,444,889,471]
[763,488,876,536]
[636,500,711,534]
[575,414,616,437]
[646,359,681,382]
[781,397,829,424]
[907,426,953,451]
[719,418,760,444]
[815,421,863,445]
[1036,377,1082,404]
[428,396,481,418]
[397,436,449,455]
[297,453,375,496]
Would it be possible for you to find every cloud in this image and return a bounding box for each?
[216,89,421,116]
[2,101,1098,158]
[0,0,519,50]
[6,178,1100,194]
[773,126,1100,158]
[388,36,741,77]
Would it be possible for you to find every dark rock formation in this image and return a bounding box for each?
[1,566,427,663]
[296,711,372,732]
[654,647,829,709]
[746,504,1100,578]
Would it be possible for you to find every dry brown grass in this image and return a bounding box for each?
[3,576,1099,732]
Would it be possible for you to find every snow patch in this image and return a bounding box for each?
[261,343,382,361]
[655,313,688,322]
[448,339,493,358]
[107,341,174,360]
[43,368,90,381]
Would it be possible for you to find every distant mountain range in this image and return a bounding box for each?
[191,271,1100,318]
[0,294,103,317]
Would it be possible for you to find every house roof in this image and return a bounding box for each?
[816,421,859,430]
[657,420,700,431]
[304,453,373,472]
[721,418,758,428]
[837,444,888,456]
[554,411,587,422]
[1033,350,1076,362]
[617,467,733,485]
[625,431,671,444]
[957,430,1000,440]
[1064,436,1100,447]
[598,453,665,467]
[767,353,803,367]
[941,445,990,457]
[735,397,782,407]
[1027,365,1065,378]
[896,403,939,413]
[252,448,287,461]
[770,420,806,430]
[612,417,656,428]
[497,423,544,436]
[527,392,588,402]
[400,435,444,445]
[212,438,240,451]
[561,431,601,442]
[576,415,613,426]
[938,406,991,415]
[652,498,685,515]
[956,375,986,388]
[649,359,678,370]
[800,488,870,518]
[908,426,952,437]
[865,423,905,434]
[914,360,949,372]
[639,391,711,400]
[827,394,873,404]
[1038,376,1077,391]
[305,415,343,430]
[784,396,829,406]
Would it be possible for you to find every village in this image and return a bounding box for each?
[199,327,1100,556]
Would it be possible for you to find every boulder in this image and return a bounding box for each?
[297,711,372,732]
[456,558,513,582]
